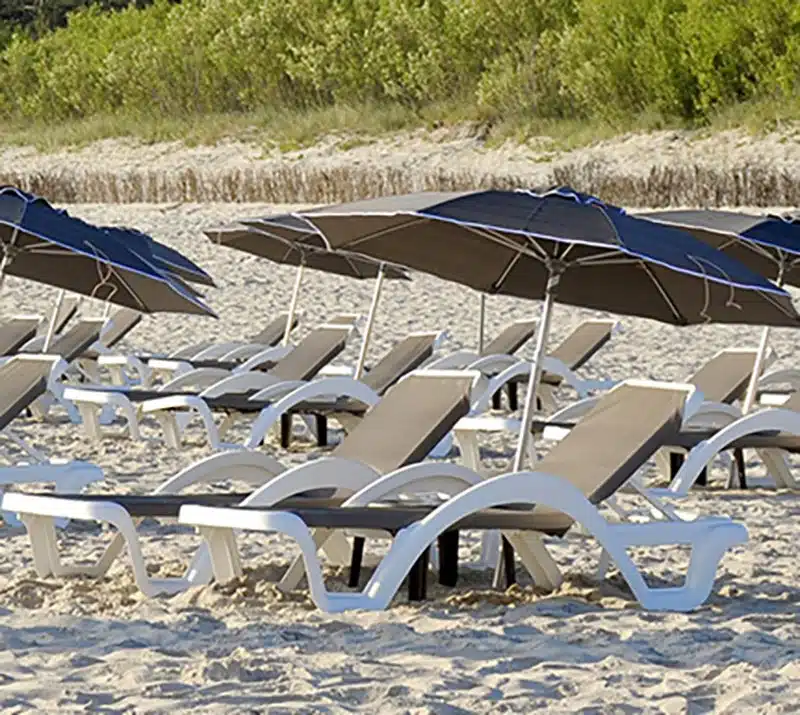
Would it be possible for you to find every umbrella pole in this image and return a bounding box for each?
[43,289,66,352]
[283,261,305,346]
[742,326,771,414]
[0,227,20,291]
[477,293,486,353]
[0,254,10,291]
[354,263,385,380]
[512,273,560,472]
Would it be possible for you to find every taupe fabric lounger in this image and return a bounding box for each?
[0,318,40,356]
[280,332,441,445]
[190,380,690,601]
[166,312,300,361]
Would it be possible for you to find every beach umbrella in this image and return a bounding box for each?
[296,189,800,470]
[0,187,215,344]
[107,226,215,287]
[205,217,409,377]
[642,208,800,412]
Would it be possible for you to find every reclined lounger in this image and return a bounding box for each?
[62,323,355,446]
[521,347,764,488]
[3,370,481,595]
[179,380,747,613]
[0,317,40,356]
[0,356,102,524]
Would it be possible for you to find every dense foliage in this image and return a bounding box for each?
[0,0,797,125]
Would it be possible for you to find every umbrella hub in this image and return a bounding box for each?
[0,242,22,264]
[545,260,566,294]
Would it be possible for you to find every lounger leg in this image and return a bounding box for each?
[492,391,502,410]
[281,414,292,449]
[501,536,516,587]
[507,532,563,591]
[316,415,328,447]
[198,526,243,584]
[408,546,430,602]
[507,382,518,412]
[19,514,59,577]
[77,403,103,441]
[437,531,459,587]
[278,528,337,591]
[671,452,707,487]
[348,537,366,588]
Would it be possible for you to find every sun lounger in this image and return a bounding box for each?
[17,318,107,419]
[494,347,764,491]
[427,319,538,370]
[0,356,102,525]
[2,370,483,595]
[18,297,81,352]
[168,312,299,361]
[179,380,746,613]
[62,323,357,446]
[144,313,359,382]
[0,317,40,356]
[271,331,443,447]
[662,387,800,493]
[428,319,619,411]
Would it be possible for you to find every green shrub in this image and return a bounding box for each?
[0,0,796,127]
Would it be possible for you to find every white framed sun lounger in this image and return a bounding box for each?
[179,380,747,613]
[60,323,357,446]
[2,370,484,595]
[0,355,103,525]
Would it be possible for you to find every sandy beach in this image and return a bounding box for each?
[1,202,799,713]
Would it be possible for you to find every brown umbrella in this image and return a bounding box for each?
[296,189,800,469]
[205,217,409,376]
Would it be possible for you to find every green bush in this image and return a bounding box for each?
[0,0,796,126]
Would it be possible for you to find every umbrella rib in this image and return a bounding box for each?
[337,216,425,250]
[572,250,629,266]
[639,261,685,324]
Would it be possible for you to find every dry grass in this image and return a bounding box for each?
[1,159,797,207]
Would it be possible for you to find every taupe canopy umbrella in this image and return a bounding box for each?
[205,217,409,377]
[296,189,800,470]
[643,209,800,412]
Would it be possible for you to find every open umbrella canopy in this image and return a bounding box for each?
[206,218,409,280]
[297,189,799,327]
[297,188,800,473]
[205,215,410,367]
[641,209,800,287]
[107,226,215,287]
[0,186,214,316]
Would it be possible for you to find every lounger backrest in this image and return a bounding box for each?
[362,333,438,395]
[35,296,80,337]
[0,317,39,355]
[100,308,142,349]
[248,312,298,346]
[267,325,351,382]
[333,373,474,473]
[688,350,755,403]
[481,320,537,357]
[44,319,106,362]
[0,356,55,431]
[533,382,688,531]
[328,314,359,326]
[549,320,614,371]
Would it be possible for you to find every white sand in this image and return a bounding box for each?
[0,203,799,713]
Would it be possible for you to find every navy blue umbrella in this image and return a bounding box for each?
[642,207,800,412]
[297,188,800,469]
[0,186,214,316]
[106,225,215,287]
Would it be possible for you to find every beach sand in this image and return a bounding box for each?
[0,202,798,713]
